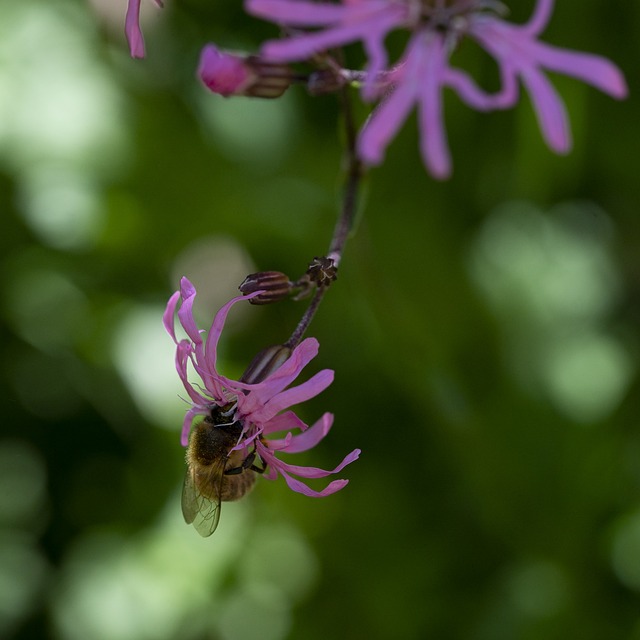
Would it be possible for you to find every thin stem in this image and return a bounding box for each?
[285,80,365,348]
[328,83,364,267]
[284,287,325,350]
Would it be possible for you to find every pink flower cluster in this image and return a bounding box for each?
[247,0,628,178]
[164,278,360,497]
[125,0,627,178]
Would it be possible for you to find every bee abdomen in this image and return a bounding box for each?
[220,470,257,502]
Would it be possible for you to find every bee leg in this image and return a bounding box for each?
[250,455,268,474]
[224,449,258,476]
[224,466,244,476]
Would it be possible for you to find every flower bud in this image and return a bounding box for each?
[239,271,292,304]
[198,44,293,99]
[240,344,292,384]
[306,257,337,287]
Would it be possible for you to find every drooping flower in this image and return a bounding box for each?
[248,0,627,178]
[198,44,293,99]
[125,0,164,59]
[164,277,360,497]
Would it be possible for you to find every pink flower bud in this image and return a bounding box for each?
[198,44,293,99]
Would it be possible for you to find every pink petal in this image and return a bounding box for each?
[247,0,350,25]
[269,447,361,479]
[360,31,453,169]
[181,407,206,447]
[444,67,518,111]
[177,278,203,348]
[520,65,571,152]
[255,369,335,422]
[176,341,211,405]
[240,338,320,412]
[203,290,263,375]
[262,410,309,435]
[176,278,223,397]
[470,17,627,157]
[257,442,358,496]
[125,0,145,58]
[417,34,451,179]
[358,67,417,165]
[532,43,628,99]
[266,432,293,452]
[521,0,555,37]
[281,472,349,497]
[361,32,389,101]
[261,22,379,63]
[254,0,407,65]
[231,425,264,452]
[163,290,181,342]
[269,413,334,453]
[263,465,278,481]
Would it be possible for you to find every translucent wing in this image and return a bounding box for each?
[181,462,225,537]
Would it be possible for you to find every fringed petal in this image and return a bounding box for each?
[268,413,334,453]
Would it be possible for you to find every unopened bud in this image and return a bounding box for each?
[198,44,293,99]
[239,271,292,304]
[306,257,337,287]
[240,344,292,384]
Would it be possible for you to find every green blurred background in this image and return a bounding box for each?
[2,0,640,638]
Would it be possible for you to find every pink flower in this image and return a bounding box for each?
[164,277,360,497]
[125,0,164,59]
[248,0,627,178]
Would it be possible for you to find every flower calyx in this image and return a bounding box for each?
[239,271,293,304]
[240,344,293,384]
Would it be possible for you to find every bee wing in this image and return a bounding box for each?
[181,463,224,538]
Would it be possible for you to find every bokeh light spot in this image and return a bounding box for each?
[0,533,49,638]
[611,508,640,591]
[0,440,47,528]
[17,165,104,250]
[170,236,256,322]
[2,266,89,353]
[543,332,633,423]
[468,200,630,422]
[217,584,290,640]
[238,522,319,602]
[111,304,186,430]
[506,559,570,618]
[193,88,297,169]
[0,0,126,171]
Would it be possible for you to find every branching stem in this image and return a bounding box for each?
[285,82,364,349]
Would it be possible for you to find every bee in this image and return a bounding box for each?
[182,402,266,537]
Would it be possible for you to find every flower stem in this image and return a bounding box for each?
[285,82,364,349]
[328,83,364,268]
[284,287,325,349]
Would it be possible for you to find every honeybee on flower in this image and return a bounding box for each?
[164,277,360,536]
